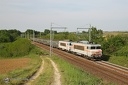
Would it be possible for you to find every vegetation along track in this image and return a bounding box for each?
[33,42,128,85]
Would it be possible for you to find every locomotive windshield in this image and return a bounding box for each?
[96,46,101,49]
[88,46,101,49]
[91,46,95,49]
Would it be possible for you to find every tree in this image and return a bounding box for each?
[44,29,50,35]
[25,29,41,38]
[0,29,21,43]
[90,27,104,43]
[53,31,57,34]
[8,29,21,41]
[0,30,12,42]
[25,29,33,34]
[102,35,126,54]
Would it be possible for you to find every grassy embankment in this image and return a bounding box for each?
[0,47,44,85]
[32,55,115,85]
[103,32,128,68]
[108,55,128,68]
[109,44,128,68]
[51,55,115,85]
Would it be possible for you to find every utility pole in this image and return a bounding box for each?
[50,23,52,57]
[50,23,67,57]
[77,24,92,42]
[40,32,41,38]
[20,33,22,38]
[89,24,91,42]
[33,30,35,41]
[27,32,29,39]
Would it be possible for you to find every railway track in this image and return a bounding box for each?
[33,42,128,85]
[96,61,128,75]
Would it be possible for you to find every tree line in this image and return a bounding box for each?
[0,29,21,43]
[41,28,128,57]
[101,34,128,56]
[0,28,128,57]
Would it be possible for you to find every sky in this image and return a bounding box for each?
[0,0,128,32]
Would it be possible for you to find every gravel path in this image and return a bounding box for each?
[24,57,61,85]
[24,57,44,85]
[48,58,61,85]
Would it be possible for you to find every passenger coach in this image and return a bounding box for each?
[58,41,72,51]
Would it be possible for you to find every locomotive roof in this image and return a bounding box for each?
[86,44,101,46]
[78,41,89,44]
[59,40,101,46]
[73,42,101,46]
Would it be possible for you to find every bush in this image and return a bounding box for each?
[30,46,49,56]
[0,43,11,57]
[102,35,126,54]
[0,38,33,57]
[114,45,128,57]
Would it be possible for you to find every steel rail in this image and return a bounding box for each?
[33,42,128,85]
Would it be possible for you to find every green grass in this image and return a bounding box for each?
[0,44,117,85]
[0,49,42,85]
[32,56,54,85]
[108,55,128,68]
[51,55,115,85]
[24,46,119,85]
[31,55,115,85]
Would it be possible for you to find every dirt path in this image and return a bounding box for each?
[24,57,44,85]
[47,58,61,85]
[24,57,61,85]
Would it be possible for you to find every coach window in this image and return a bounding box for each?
[87,46,89,49]
[87,46,91,49]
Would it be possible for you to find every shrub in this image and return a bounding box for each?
[114,45,128,57]
[0,38,33,57]
[102,35,126,54]
[0,43,11,57]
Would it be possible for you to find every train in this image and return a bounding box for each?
[32,38,102,60]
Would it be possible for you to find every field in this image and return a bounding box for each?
[103,31,128,37]
[0,54,41,85]
[0,58,31,74]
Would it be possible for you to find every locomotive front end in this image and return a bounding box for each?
[91,49,102,59]
[87,45,102,59]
